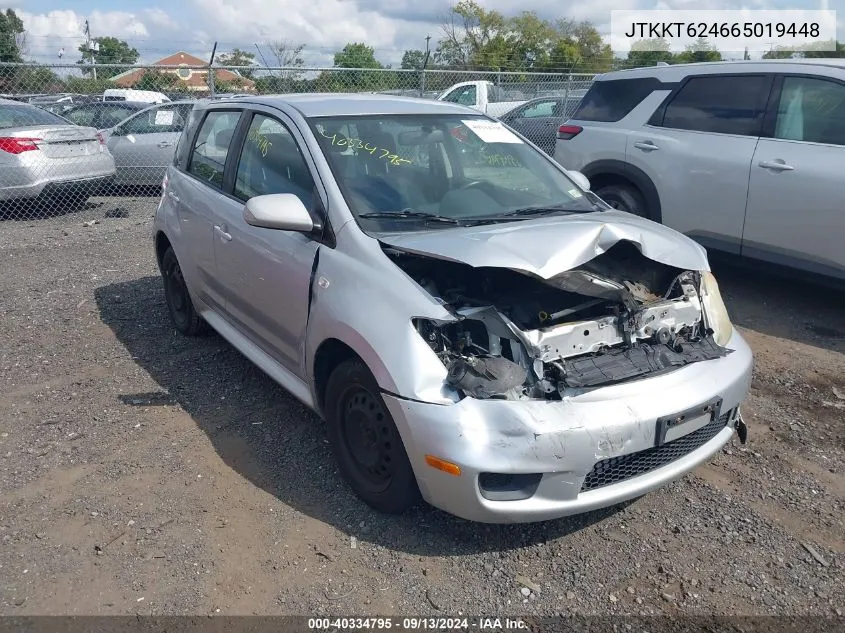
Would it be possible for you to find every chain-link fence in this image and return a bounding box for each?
[0,62,596,221]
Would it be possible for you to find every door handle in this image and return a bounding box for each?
[214,224,232,242]
[758,160,794,172]
[633,141,659,151]
[166,191,179,203]
[158,141,174,148]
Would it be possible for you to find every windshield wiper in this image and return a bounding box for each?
[501,204,592,217]
[358,211,460,224]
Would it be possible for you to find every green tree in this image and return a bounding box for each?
[216,48,257,78]
[436,0,508,68]
[676,37,722,63]
[0,8,25,63]
[132,70,180,92]
[623,38,677,68]
[77,36,140,78]
[401,49,427,70]
[12,65,64,92]
[333,42,383,69]
[434,3,612,73]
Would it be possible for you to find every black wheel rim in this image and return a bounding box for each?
[339,386,397,493]
[164,258,189,326]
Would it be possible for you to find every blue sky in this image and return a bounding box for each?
[8,0,845,68]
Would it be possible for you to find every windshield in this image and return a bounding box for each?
[0,103,69,128]
[308,114,598,230]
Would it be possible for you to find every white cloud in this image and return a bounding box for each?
[144,8,177,30]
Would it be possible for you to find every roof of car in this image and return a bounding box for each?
[598,58,845,81]
[200,93,484,117]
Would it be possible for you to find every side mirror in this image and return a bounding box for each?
[243,193,314,233]
[112,126,123,136]
[567,170,590,191]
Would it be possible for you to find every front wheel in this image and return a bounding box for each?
[324,359,421,514]
[595,183,648,218]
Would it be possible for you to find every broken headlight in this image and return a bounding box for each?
[699,271,733,346]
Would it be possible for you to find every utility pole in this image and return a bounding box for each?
[84,20,99,80]
[420,35,431,97]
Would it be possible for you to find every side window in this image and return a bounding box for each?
[773,76,845,146]
[187,110,242,189]
[519,100,555,118]
[661,75,771,136]
[234,113,315,210]
[64,106,95,126]
[573,78,660,122]
[124,105,189,135]
[443,85,476,106]
[100,106,137,128]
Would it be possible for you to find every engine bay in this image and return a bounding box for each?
[385,241,732,400]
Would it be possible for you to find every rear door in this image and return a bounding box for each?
[624,73,773,254]
[742,73,845,280]
[173,107,245,313]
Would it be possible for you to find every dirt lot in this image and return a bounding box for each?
[1,196,843,617]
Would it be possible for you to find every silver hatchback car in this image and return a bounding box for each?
[153,94,753,524]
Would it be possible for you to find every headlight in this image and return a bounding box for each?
[699,271,733,346]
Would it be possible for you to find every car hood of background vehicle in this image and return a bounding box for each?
[376,210,710,278]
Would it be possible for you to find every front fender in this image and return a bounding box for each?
[304,234,459,406]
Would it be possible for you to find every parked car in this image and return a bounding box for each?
[99,100,196,188]
[0,98,115,210]
[153,94,752,524]
[437,80,528,117]
[61,100,152,130]
[102,88,171,104]
[29,93,102,115]
[499,94,586,155]
[554,59,845,283]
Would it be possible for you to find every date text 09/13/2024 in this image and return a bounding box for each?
[307,618,528,630]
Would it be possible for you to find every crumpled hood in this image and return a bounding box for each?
[376,210,710,278]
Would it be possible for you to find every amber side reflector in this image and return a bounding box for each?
[425,455,462,476]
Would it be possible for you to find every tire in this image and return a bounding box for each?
[160,246,207,336]
[324,358,421,514]
[595,183,648,218]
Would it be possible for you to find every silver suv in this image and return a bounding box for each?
[554,60,845,283]
[153,94,752,524]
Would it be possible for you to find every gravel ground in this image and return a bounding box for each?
[0,196,843,617]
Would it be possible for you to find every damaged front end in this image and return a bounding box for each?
[388,241,734,401]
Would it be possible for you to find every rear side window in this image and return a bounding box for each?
[187,110,242,189]
[572,78,661,122]
[659,75,771,136]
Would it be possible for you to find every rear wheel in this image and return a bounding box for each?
[324,358,421,514]
[161,246,207,336]
[595,182,648,218]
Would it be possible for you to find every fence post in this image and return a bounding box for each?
[420,68,426,97]
[564,72,571,103]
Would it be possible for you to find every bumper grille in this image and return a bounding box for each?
[580,410,733,492]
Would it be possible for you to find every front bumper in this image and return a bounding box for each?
[382,328,753,524]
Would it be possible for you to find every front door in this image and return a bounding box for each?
[212,110,322,377]
[742,74,845,280]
